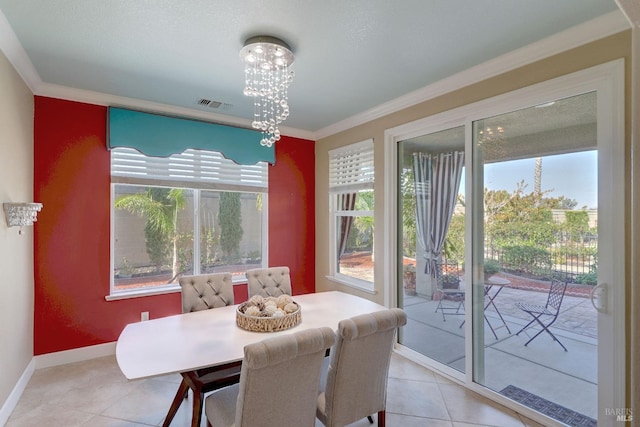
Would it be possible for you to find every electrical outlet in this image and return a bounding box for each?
[141,311,149,321]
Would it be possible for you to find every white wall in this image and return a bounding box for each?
[0,49,35,414]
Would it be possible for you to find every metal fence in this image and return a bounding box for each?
[484,231,597,284]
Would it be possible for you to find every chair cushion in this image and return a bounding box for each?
[205,383,239,427]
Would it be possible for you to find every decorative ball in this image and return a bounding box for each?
[244,306,261,317]
[277,294,293,309]
[284,302,298,314]
[263,305,278,317]
[248,295,264,306]
[265,296,278,305]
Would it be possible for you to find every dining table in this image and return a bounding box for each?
[116,290,388,380]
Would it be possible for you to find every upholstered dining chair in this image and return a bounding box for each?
[316,308,407,427]
[205,327,336,427]
[245,266,292,297]
[163,273,242,427]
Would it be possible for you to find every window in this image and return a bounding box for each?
[328,139,374,291]
[110,148,268,298]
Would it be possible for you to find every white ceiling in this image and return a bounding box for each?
[0,1,626,140]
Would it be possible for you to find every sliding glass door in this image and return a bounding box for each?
[397,126,466,373]
[471,92,600,423]
[392,61,624,426]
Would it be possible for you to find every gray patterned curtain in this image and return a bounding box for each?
[413,151,464,276]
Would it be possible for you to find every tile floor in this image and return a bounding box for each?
[5,353,544,427]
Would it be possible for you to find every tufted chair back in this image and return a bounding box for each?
[245,266,292,298]
[316,308,407,427]
[179,273,234,313]
[205,327,336,427]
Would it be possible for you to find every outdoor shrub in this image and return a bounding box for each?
[440,274,460,289]
[575,257,598,286]
[483,259,501,276]
[502,245,552,275]
[575,271,597,286]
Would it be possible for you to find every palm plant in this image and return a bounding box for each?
[353,190,374,251]
[115,187,186,282]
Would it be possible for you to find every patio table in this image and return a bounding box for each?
[484,276,512,338]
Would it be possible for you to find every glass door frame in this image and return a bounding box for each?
[383,59,625,426]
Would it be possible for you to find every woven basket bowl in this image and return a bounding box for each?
[236,302,301,332]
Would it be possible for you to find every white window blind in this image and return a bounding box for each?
[329,139,374,193]
[111,148,268,192]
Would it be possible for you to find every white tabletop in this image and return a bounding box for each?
[485,276,511,286]
[116,291,387,380]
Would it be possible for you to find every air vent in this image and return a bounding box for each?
[196,99,223,109]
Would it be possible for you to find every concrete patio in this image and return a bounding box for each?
[400,281,598,422]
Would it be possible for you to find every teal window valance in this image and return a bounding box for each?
[107,107,275,165]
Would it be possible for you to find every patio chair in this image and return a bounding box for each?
[245,266,292,297]
[204,327,336,427]
[514,278,568,351]
[316,308,407,427]
[434,261,465,321]
[163,273,242,427]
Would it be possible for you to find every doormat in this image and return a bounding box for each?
[500,385,596,427]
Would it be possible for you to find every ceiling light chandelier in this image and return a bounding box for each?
[240,36,295,147]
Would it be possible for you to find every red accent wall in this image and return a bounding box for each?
[33,96,314,355]
[268,136,316,295]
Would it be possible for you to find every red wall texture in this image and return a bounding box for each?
[33,96,315,355]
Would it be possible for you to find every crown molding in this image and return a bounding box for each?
[37,82,246,126]
[616,0,640,28]
[0,8,41,92]
[314,9,630,140]
[37,82,315,140]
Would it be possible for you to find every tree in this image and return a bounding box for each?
[115,187,186,282]
[401,168,417,257]
[444,210,465,262]
[353,190,374,250]
[544,195,578,210]
[564,210,590,239]
[218,192,243,261]
[534,157,542,196]
[484,181,558,249]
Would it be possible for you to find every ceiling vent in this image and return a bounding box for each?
[196,98,225,109]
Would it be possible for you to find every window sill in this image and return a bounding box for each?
[105,284,181,301]
[326,275,376,295]
[105,280,248,301]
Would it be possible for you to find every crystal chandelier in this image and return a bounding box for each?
[240,36,295,147]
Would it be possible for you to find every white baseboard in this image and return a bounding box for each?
[34,342,117,369]
[0,358,34,427]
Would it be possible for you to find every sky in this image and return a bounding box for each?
[461,150,598,209]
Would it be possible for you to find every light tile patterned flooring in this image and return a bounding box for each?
[6,353,544,427]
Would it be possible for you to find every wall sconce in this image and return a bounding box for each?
[3,202,43,234]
